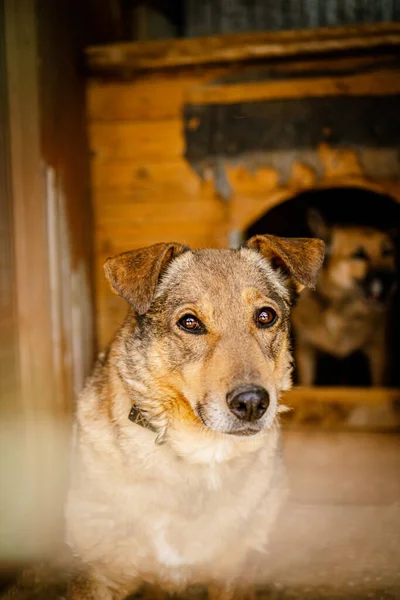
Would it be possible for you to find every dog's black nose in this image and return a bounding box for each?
[226,386,269,422]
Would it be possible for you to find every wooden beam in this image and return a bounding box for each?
[285,386,400,405]
[86,23,400,75]
[282,387,400,431]
[185,69,400,105]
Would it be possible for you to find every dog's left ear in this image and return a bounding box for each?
[245,234,325,292]
[104,242,189,314]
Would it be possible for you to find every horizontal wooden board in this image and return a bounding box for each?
[87,55,399,121]
[92,186,215,206]
[283,386,400,431]
[186,69,400,105]
[95,199,224,227]
[285,386,400,405]
[86,23,400,74]
[96,223,225,249]
[87,74,208,121]
[90,159,213,198]
[89,120,183,161]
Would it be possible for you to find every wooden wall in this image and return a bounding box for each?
[87,46,400,348]
[88,67,229,346]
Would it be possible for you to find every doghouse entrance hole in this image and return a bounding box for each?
[245,187,400,387]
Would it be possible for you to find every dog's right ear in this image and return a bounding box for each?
[104,243,189,314]
[308,208,331,242]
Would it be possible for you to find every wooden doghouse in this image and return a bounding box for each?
[87,24,400,428]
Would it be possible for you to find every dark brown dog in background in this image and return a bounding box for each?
[65,234,324,600]
[292,210,397,386]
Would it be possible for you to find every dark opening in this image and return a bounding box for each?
[245,187,400,387]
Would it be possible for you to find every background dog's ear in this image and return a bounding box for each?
[104,243,189,314]
[308,208,331,242]
[245,234,325,292]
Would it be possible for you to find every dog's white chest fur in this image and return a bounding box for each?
[66,418,285,590]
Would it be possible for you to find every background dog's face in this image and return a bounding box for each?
[105,236,324,439]
[309,210,397,304]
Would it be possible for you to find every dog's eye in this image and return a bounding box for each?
[177,314,205,334]
[254,307,277,328]
[382,247,395,257]
[351,247,368,260]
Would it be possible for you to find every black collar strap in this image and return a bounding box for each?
[128,404,158,433]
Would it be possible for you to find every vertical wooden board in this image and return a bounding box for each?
[0,0,20,417]
[5,0,56,416]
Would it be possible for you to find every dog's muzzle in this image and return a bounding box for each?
[226,385,269,423]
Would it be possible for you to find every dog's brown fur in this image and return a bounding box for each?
[292,210,396,386]
[65,234,324,600]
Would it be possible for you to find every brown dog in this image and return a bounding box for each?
[65,234,324,600]
[292,210,396,387]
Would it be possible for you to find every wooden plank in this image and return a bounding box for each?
[5,0,57,418]
[87,55,398,121]
[282,387,400,432]
[185,69,400,105]
[89,120,183,161]
[86,23,400,75]
[96,236,219,272]
[285,387,400,405]
[87,74,210,121]
[92,181,215,205]
[96,226,225,263]
[90,159,210,196]
[96,221,224,247]
[0,1,20,418]
[95,198,224,226]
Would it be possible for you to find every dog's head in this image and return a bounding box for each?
[309,209,397,305]
[105,236,324,460]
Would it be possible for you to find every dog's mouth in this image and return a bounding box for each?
[226,427,262,436]
[196,402,269,437]
[358,272,396,306]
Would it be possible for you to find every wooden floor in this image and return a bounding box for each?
[260,430,400,599]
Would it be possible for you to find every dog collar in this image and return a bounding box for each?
[128,404,158,434]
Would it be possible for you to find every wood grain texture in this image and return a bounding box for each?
[286,386,400,405]
[87,55,399,121]
[87,73,214,121]
[90,159,214,197]
[185,69,400,105]
[0,0,20,418]
[90,120,183,161]
[283,387,400,431]
[2,0,95,562]
[5,0,56,416]
[86,23,400,74]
